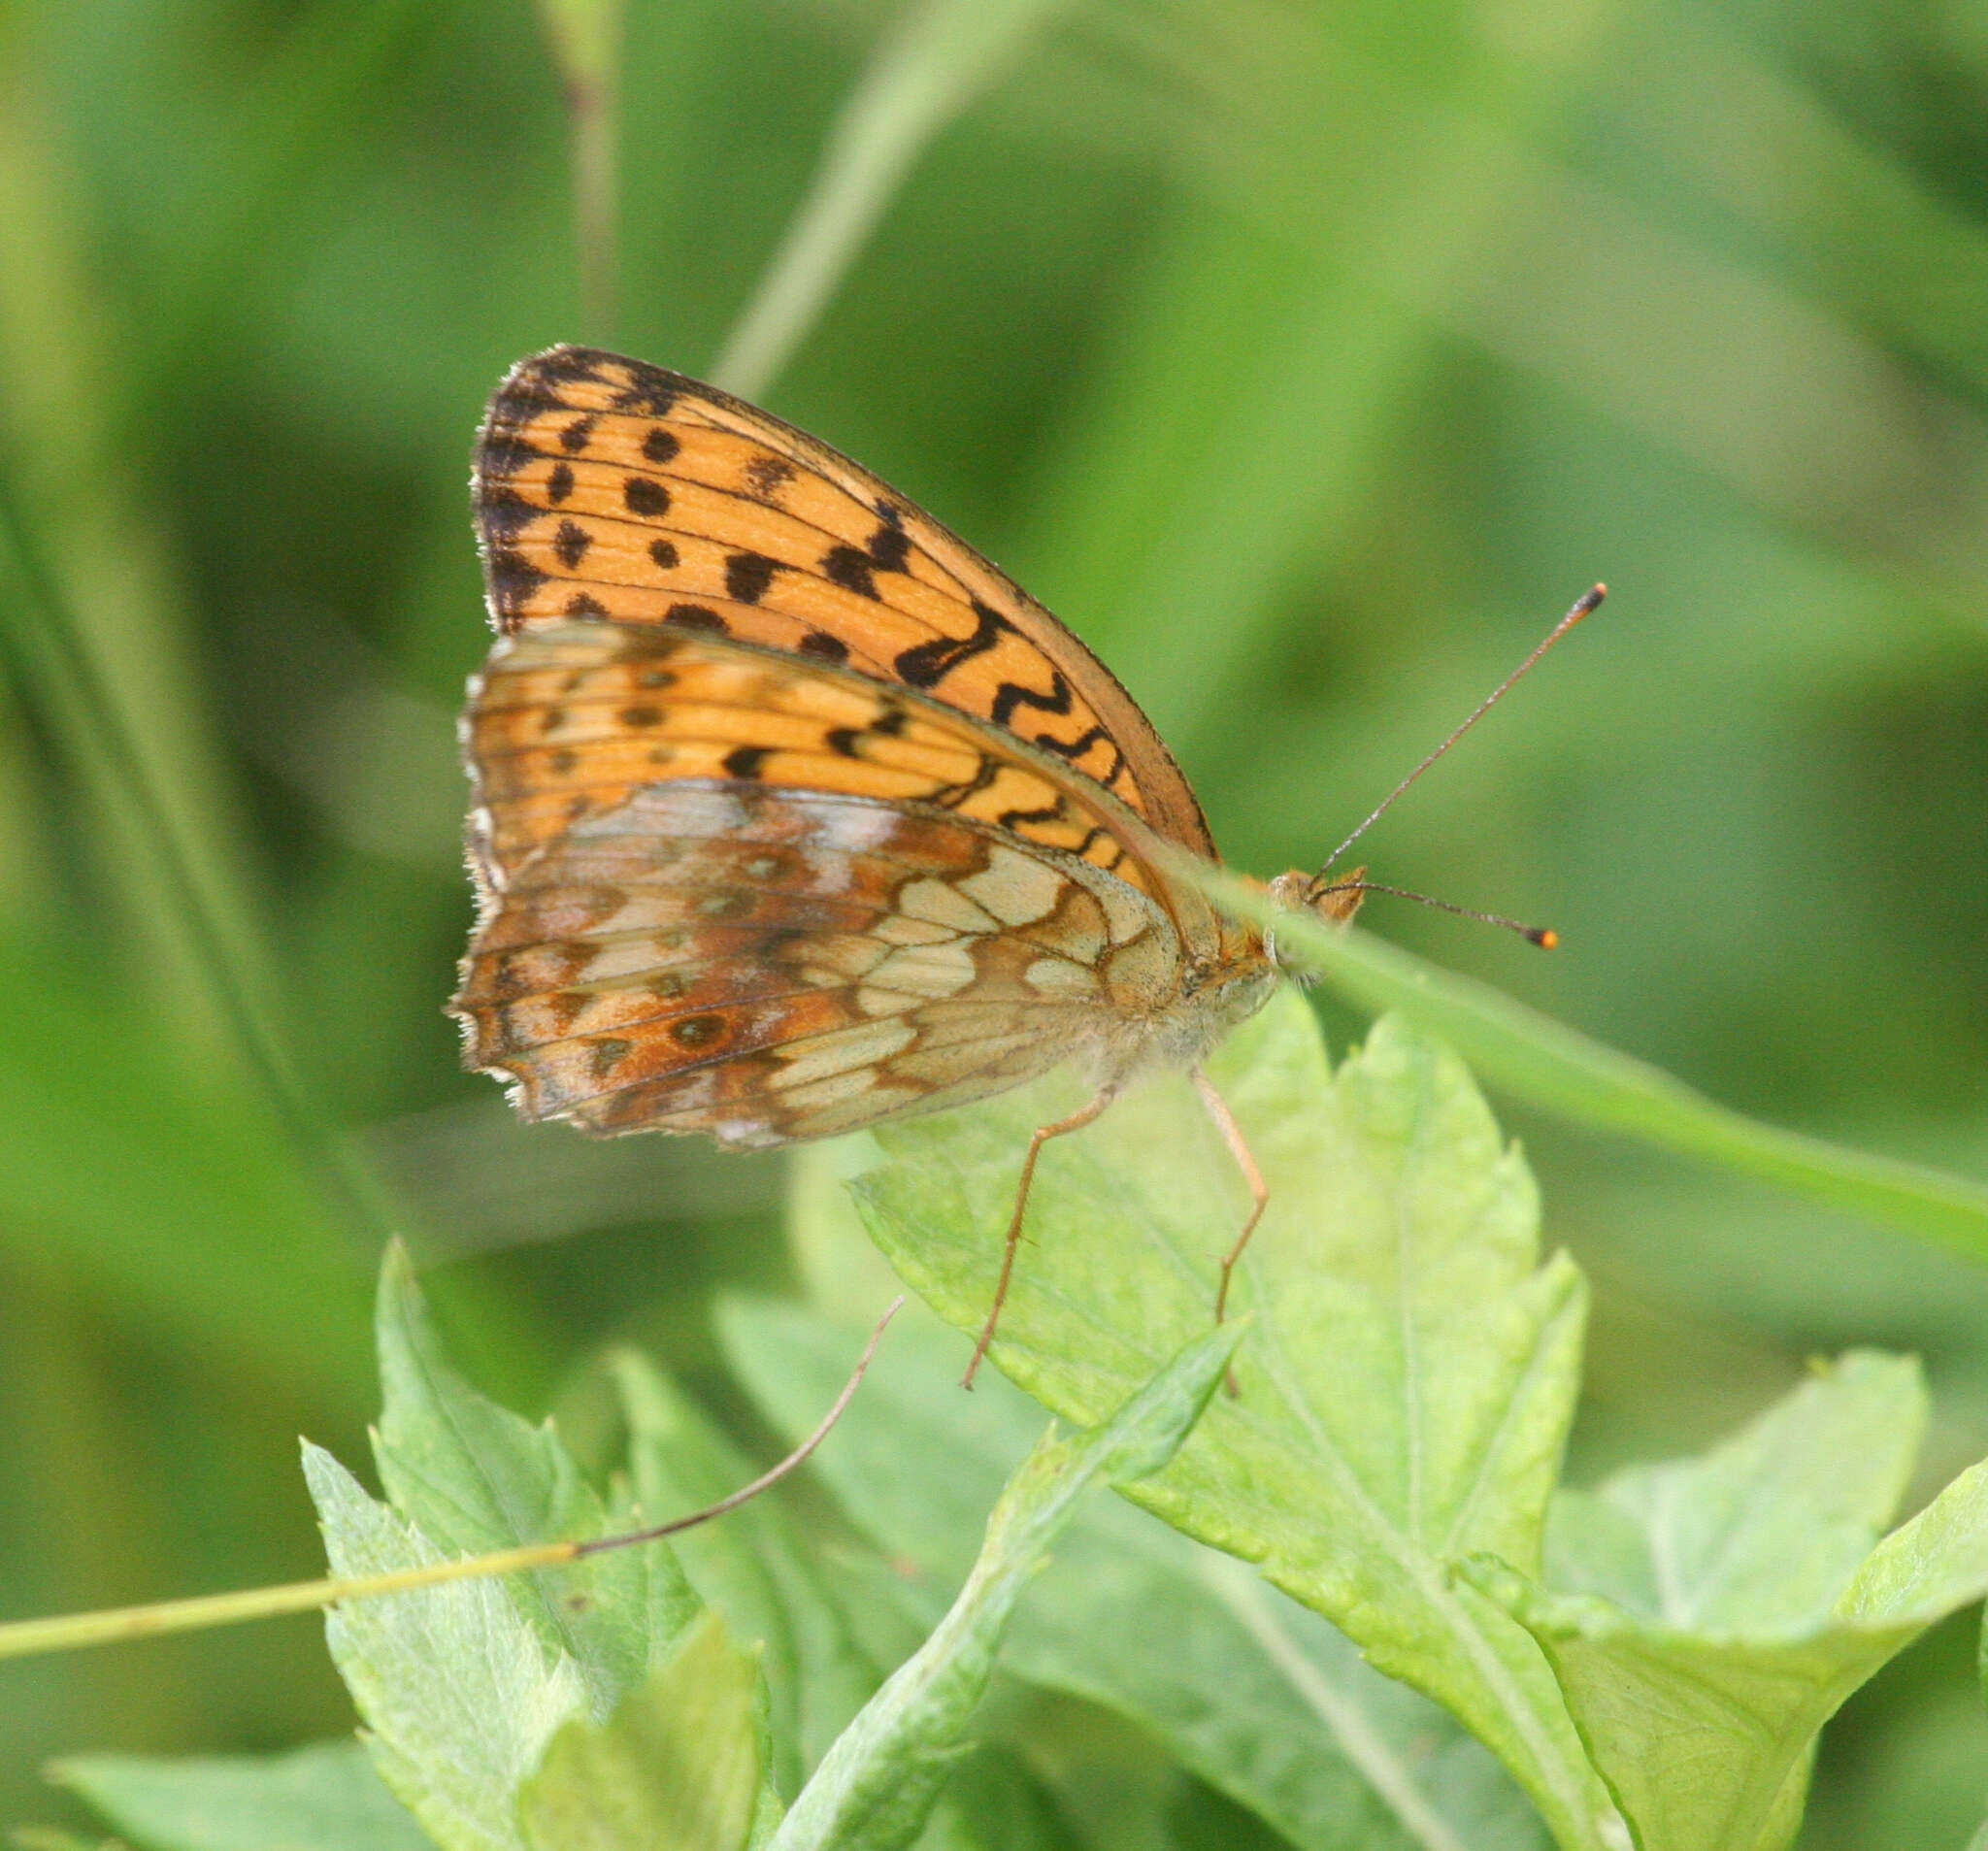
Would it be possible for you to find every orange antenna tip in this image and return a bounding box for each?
[1317,879,1559,946]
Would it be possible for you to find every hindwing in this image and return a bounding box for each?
[452,621,1239,1144]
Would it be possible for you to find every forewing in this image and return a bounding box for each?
[452,623,1195,1145]
[472,345,1215,856]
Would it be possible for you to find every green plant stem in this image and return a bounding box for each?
[0,1542,586,1664]
[1195,864,1988,1260]
[0,1294,898,1664]
[713,0,1070,399]
[537,0,624,341]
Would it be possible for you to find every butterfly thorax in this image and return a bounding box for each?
[1082,916,1278,1096]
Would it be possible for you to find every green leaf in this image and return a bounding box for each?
[304,1442,585,1851]
[1471,1356,1988,1851]
[304,1248,782,1851]
[767,1322,1244,1851]
[517,1611,766,1851]
[611,1347,881,1788]
[726,1290,1550,1851]
[1542,1352,1925,1634]
[49,1740,432,1851]
[372,1243,700,1711]
[850,992,1609,1849]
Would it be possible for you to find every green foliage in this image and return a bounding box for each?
[50,1004,1988,1851]
[367,1246,702,1712]
[712,0,1076,398]
[724,1295,1553,1851]
[57,1242,1245,1851]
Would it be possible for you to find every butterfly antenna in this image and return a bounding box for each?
[1318,584,1605,876]
[1312,877,1559,948]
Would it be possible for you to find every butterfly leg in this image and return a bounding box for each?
[1192,1069,1268,1324]
[962,1086,1115,1389]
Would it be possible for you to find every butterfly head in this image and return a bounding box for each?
[1263,866,1366,979]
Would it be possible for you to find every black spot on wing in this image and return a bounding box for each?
[649,538,679,572]
[479,431,537,479]
[609,359,680,417]
[725,551,779,604]
[827,701,909,758]
[724,745,771,778]
[624,477,671,517]
[823,545,878,600]
[822,513,916,603]
[547,462,575,504]
[996,803,1069,832]
[537,348,606,387]
[565,591,609,616]
[643,426,680,464]
[665,603,729,633]
[488,366,562,421]
[478,485,539,543]
[745,453,796,501]
[1027,721,1125,787]
[486,549,547,621]
[932,755,1000,810]
[559,415,596,453]
[991,670,1074,730]
[552,520,591,570]
[894,598,1011,689]
[797,629,848,662]
[589,1037,633,1078]
[866,520,911,574]
[670,1012,727,1049]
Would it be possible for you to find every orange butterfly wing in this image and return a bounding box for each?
[472,346,1216,857]
[450,621,1250,1144]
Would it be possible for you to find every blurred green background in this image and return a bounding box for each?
[1,0,1986,1840]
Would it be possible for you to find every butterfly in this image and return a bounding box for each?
[449,346,1580,1383]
